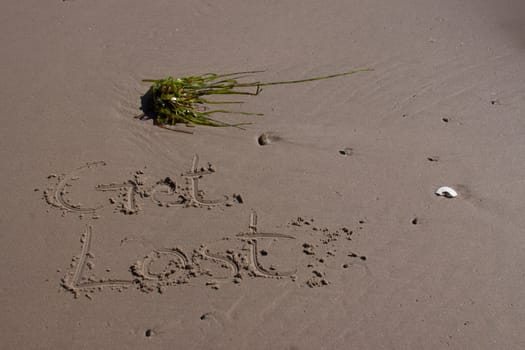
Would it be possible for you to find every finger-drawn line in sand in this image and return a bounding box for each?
[44,161,106,214]
[181,154,229,207]
[245,239,296,278]
[44,155,239,216]
[61,213,368,297]
[61,225,134,298]
[198,248,241,279]
[144,248,189,279]
[237,211,297,278]
[150,177,187,207]
[131,248,194,291]
[96,180,140,214]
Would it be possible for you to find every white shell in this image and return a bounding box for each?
[435,186,458,198]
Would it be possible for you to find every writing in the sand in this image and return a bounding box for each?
[61,212,297,297]
[44,155,241,216]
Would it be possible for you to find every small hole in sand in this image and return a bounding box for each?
[257,132,282,146]
[145,329,153,337]
[258,134,269,146]
[339,147,353,156]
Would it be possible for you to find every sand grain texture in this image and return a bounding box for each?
[2,0,525,349]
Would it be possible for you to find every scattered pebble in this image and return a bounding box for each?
[302,243,315,255]
[233,193,244,204]
[312,270,324,278]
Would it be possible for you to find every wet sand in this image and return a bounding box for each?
[2,0,525,348]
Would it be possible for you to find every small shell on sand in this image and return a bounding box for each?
[435,186,458,198]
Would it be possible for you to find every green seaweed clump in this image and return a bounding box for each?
[142,68,371,131]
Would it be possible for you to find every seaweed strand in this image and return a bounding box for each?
[142,68,371,129]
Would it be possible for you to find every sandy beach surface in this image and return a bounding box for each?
[2,0,525,348]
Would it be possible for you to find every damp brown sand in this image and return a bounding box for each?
[3,1,525,349]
